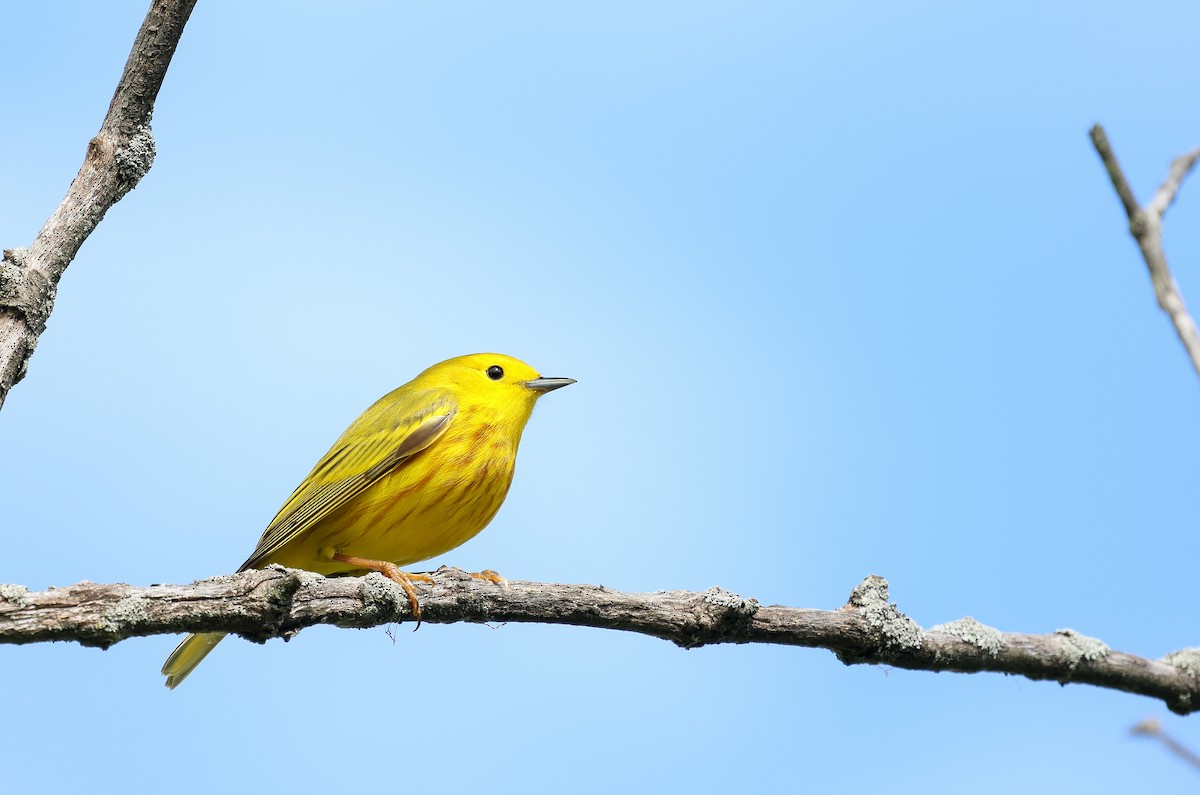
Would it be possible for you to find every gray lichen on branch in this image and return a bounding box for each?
[0,0,196,410]
[929,617,1003,657]
[112,122,157,197]
[3,567,1199,715]
[838,574,923,661]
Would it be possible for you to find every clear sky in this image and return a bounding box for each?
[3,1,1200,791]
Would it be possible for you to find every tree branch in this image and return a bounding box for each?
[1090,124,1200,381]
[0,0,197,410]
[1132,718,1200,773]
[3,568,1198,713]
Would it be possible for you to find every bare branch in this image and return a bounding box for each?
[0,0,197,410]
[1089,125,1141,218]
[1132,717,1200,774]
[1149,147,1200,220]
[2,568,1198,713]
[1089,124,1200,381]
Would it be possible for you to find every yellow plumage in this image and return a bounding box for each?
[162,353,573,688]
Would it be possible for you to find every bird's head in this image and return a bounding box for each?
[415,353,575,427]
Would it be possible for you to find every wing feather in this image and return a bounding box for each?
[238,388,456,571]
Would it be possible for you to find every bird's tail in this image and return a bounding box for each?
[161,632,226,689]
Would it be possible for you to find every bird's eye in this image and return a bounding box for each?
[486,365,504,381]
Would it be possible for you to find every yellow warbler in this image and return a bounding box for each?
[161,353,574,688]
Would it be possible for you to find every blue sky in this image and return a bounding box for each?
[3,1,1200,791]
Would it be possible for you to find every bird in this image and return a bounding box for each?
[161,353,574,689]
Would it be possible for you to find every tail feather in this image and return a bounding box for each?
[161,632,226,689]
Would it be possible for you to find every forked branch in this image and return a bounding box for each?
[1090,124,1200,380]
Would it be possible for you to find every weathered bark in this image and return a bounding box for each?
[3,567,1198,714]
[0,0,197,409]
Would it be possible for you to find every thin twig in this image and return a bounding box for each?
[1149,149,1200,220]
[0,0,197,410]
[1132,718,1200,774]
[1090,125,1141,218]
[1090,124,1200,381]
[2,568,1200,713]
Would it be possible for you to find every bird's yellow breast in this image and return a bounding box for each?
[262,408,519,574]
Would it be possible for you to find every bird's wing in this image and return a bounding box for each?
[238,388,456,571]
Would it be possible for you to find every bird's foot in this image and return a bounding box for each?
[470,568,509,590]
[333,553,433,629]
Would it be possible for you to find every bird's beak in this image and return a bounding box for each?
[524,376,576,393]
